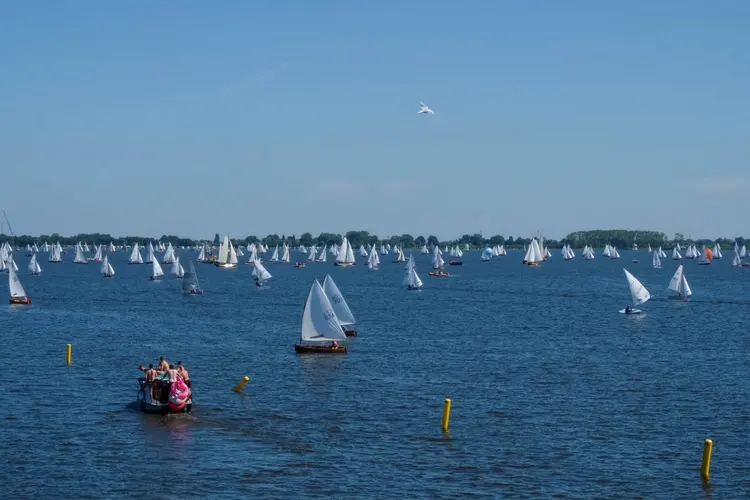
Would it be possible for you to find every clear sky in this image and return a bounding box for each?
[1,1,748,241]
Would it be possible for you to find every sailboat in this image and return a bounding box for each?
[162,243,176,264]
[668,264,692,299]
[712,243,722,259]
[367,246,380,270]
[73,243,88,264]
[323,274,357,336]
[129,243,144,264]
[214,235,238,268]
[182,261,202,294]
[620,269,650,314]
[652,250,662,269]
[252,258,272,286]
[698,247,712,265]
[294,280,348,354]
[92,245,103,262]
[428,246,449,276]
[334,237,356,267]
[150,258,164,280]
[28,254,41,275]
[404,255,423,290]
[8,263,31,304]
[171,257,185,278]
[522,238,544,266]
[101,255,115,278]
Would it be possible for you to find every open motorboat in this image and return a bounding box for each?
[136,367,192,414]
[294,261,306,268]
[294,280,348,354]
[448,259,463,266]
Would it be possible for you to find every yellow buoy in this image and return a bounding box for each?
[234,376,250,393]
[441,398,452,432]
[701,438,712,482]
[66,344,72,366]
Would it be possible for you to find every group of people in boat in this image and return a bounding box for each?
[140,356,190,404]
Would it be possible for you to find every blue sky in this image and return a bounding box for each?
[1,1,748,241]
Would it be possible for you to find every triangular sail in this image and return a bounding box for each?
[152,258,164,278]
[323,274,356,326]
[623,268,650,306]
[8,263,27,298]
[300,280,348,342]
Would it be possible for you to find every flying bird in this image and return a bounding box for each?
[418,102,434,114]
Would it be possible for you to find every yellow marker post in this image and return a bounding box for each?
[234,376,250,393]
[701,438,713,482]
[441,398,452,432]
[66,344,72,366]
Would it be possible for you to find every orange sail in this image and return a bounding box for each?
[705,247,713,260]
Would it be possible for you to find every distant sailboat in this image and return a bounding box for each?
[404,255,423,290]
[8,262,31,304]
[252,258,272,286]
[652,250,662,269]
[73,243,88,264]
[28,254,41,275]
[101,255,115,278]
[215,235,238,268]
[182,261,202,294]
[620,269,650,314]
[171,257,185,278]
[294,280,348,354]
[334,237,355,267]
[129,243,144,264]
[522,238,544,266]
[150,258,164,280]
[668,264,692,299]
[323,274,357,336]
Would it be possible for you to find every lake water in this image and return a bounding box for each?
[1,249,748,498]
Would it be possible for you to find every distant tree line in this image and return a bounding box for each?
[1,230,745,250]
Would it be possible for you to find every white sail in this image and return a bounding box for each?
[8,262,27,299]
[322,274,356,326]
[101,255,115,276]
[732,251,741,267]
[146,242,155,263]
[248,247,258,263]
[335,237,355,265]
[317,246,327,263]
[252,258,272,282]
[281,244,290,263]
[228,240,238,264]
[368,246,380,269]
[74,243,87,264]
[109,242,116,252]
[162,243,176,264]
[672,247,682,260]
[152,258,164,278]
[712,243,722,259]
[421,245,429,254]
[28,254,41,274]
[652,250,661,268]
[406,265,423,289]
[623,269,650,306]
[668,264,691,297]
[359,245,368,257]
[740,245,746,258]
[171,257,184,277]
[300,280,348,343]
[93,245,103,262]
[270,245,279,262]
[307,246,318,262]
[129,243,143,263]
[217,236,230,264]
[432,247,445,269]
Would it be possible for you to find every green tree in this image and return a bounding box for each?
[427,235,439,247]
[399,234,415,249]
[414,236,426,247]
[299,232,313,247]
[213,233,220,245]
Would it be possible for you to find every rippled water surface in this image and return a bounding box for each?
[1,250,748,498]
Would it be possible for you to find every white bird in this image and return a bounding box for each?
[418,102,434,114]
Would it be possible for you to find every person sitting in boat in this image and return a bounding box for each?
[625,305,631,314]
[177,361,190,388]
[332,341,339,348]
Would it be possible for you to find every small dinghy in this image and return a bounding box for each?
[8,263,32,305]
[182,261,202,295]
[294,261,306,268]
[448,259,463,266]
[294,280,348,354]
[619,268,650,314]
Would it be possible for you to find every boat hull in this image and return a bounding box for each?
[137,380,192,414]
[619,308,642,314]
[344,329,357,337]
[294,344,347,354]
[428,272,449,277]
[334,262,354,267]
[9,297,32,305]
[214,263,237,268]
[448,261,463,266]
